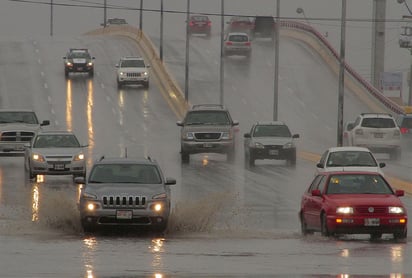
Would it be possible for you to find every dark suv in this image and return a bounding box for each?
[252,16,275,41]
[63,48,95,78]
[176,104,239,163]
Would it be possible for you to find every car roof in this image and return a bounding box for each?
[120,56,144,61]
[327,146,372,153]
[36,130,75,135]
[0,109,35,112]
[93,157,158,166]
[227,32,250,36]
[359,113,394,119]
[69,48,89,53]
[254,121,287,126]
[190,104,228,111]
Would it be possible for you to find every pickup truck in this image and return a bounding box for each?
[0,109,49,156]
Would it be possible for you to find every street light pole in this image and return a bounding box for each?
[273,0,280,121]
[184,0,190,102]
[337,0,347,147]
[219,0,225,105]
[139,0,143,30]
[160,0,164,61]
[50,0,53,36]
[103,0,107,27]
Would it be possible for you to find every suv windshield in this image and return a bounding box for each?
[327,151,377,167]
[120,59,145,68]
[68,52,90,59]
[89,164,161,184]
[253,125,291,137]
[185,111,230,125]
[0,112,38,124]
[33,134,80,148]
[361,118,395,128]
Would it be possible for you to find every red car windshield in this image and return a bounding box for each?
[326,174,393,194]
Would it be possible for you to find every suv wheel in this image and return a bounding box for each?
[65,70,69,79]
[89,70,94,77]
[181,152,190,163]
[117,80,122,89]
[248,154,255,167]
[143,81,149,89]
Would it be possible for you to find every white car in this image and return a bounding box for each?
[223,32,252,58]
[345,113,401,160]
[316,146,386,176]
[116,56,150,89]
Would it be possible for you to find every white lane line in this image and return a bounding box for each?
[48,96,52,104]
[44,83,48,89]
[40,72,45,77]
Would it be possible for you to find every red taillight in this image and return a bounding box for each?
[207,21,211,26]
[245,41,251,46]
[400,127,409,134]
[189,21,194,26]
[226,41,233,45]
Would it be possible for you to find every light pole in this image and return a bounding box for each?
[160,0,164,61]
[219,0,225,105]
[296,7,309,25]
[50,0,54,36]
[273,0,280,121]
[398,0,412,105]
[337,0,347,147]
[139,0,143,30]
[103,0,107,27]
[184,0,190,102]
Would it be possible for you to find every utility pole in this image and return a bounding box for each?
[273,0,280,121]
[50,0,54,36]
[371,0,386,89]
[337,0,347,147]
[160,0,164,61]
[184,0,190,102]
[219,0,225,105]
[139,0,143,30]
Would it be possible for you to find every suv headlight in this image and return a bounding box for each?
[65,62,73,67]
[119,71,125,76]
[143,71,148,76]
[183,132,194,140]
[32,153,45,162]
[73,153,85,161]
[283,142,293,149]
[253,142,265,149]
[221,131,231,140]
[87,62,93,66]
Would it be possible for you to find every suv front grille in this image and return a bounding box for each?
[195,132,221,140]
[102,196,147,208]
[126,72,141,77]
[0,131,35,142]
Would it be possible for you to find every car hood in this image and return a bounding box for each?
[182,125,232,133]
[85,183,166,198]
[325,166,382,173]
[326,194,405,208]
[251,137,293,145]
[0,123,40,131]
[31,147,84,156]
[118,67,148,73]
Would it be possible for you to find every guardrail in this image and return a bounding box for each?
[280,20,406,115]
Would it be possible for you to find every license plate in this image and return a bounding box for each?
[203,143,213,148]
[269,150,279,155]
[364,218,380,226]
[374,133,383,138]
[54,164,65,170]
[77,67,83,70]
[116,210,132,220]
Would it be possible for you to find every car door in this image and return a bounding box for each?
[301,175,325,228]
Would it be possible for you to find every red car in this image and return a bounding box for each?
[299,171,407,240]
[187,15,211,37]
[226,16,254,35]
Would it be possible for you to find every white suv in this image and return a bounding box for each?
[345,113,401,160]
[115,56,150,89]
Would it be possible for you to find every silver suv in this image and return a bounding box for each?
[75,156,176,233]
[346,113,401,160]
[115,56,150,89]
[0,109,49,156]
[176,104,239,163]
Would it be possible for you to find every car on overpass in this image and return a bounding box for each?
[187,14,211,37]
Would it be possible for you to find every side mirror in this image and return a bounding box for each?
[316,162,323,168]
[176,121,183,126]
[395,189,405,197]
[232,120,239,126]
[74,176,86,184]
[62,56,66,59]
[292,134,300,139]
[311,189,321,197]
[41,120,50,126]
[146,65,151,68]
[244,133,251,138]
[165,177,176,185]
[379,162,386,168]
[115,64,119,68]
[347,122,354,131]
[92,57,96,60]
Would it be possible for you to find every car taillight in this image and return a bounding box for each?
[245,41,251,46]
[226,41,233,45]
[207,21,211,26]
[400,127,409,134]
[189,21,194,26]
